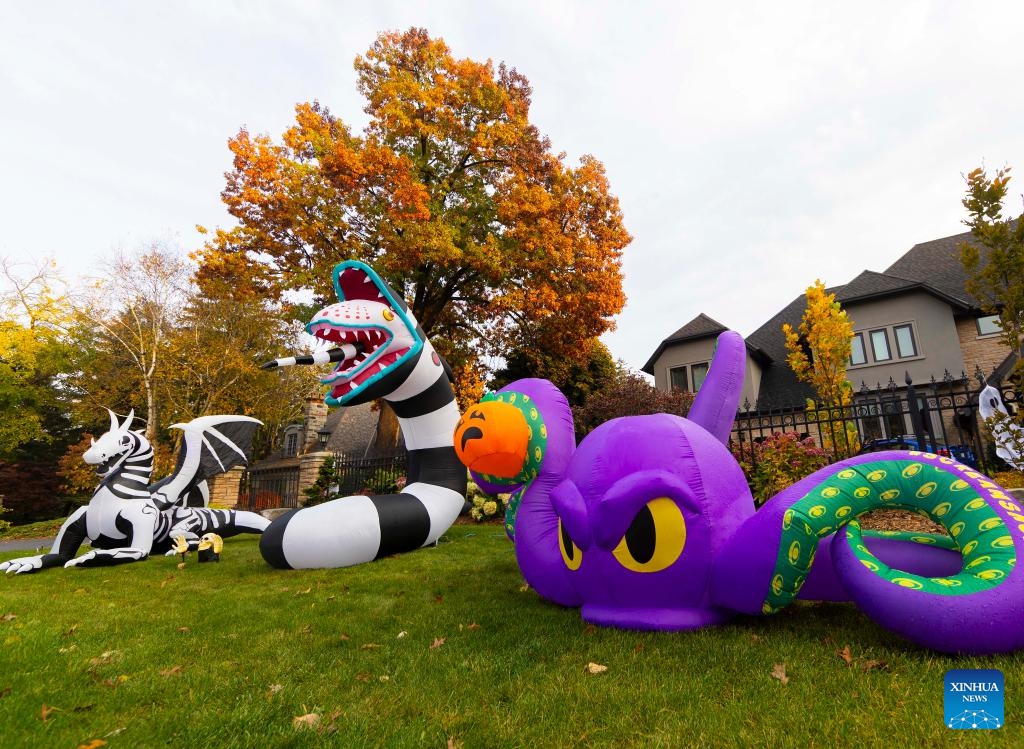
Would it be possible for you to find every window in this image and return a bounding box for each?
[869,329,891,361]
[849,333,867,366]
[668,362,710,393]
[691,362,709,391]
[893,324,917,358]
[669,366,688,392]
[977,315,1002,336]
[283,430,299,457]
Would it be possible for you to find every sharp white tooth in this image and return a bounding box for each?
[363,276,374,284]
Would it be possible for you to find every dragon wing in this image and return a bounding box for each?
[149,415,263,509]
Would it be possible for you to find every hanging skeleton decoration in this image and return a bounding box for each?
[1,410,269,574]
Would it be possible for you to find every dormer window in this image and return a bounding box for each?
[669,362,710,393]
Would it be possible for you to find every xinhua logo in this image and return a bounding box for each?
[944,669,1004,729]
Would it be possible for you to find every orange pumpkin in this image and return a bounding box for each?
[454,400,530,478]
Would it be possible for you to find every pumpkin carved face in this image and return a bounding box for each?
[454,400,530,479]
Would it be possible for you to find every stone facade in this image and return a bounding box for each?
[955,317,1013,380]
[298,451,333,502]
[206,466,245,509]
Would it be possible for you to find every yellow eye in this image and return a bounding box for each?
[612,497,686,573]
[558,518,583,571]
[382,308,395,321]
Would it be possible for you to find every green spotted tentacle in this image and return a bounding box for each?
[473,390,549,541]
[762,454,1017,613]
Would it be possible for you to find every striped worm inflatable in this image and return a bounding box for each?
[259,261,466,569]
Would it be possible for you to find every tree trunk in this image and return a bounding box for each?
[372,400,401,456]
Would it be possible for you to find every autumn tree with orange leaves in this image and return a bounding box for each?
[195,28,631,418]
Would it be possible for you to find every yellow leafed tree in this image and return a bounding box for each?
[783,280,859,458]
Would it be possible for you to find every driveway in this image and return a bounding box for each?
[0,538,53,553]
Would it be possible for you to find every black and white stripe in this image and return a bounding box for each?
[260,336,466,569]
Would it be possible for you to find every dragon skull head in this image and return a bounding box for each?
[83,409,144,477]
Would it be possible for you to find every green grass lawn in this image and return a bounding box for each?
[2,528,1024,748]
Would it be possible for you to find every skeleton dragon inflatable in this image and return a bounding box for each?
[258,260,465,569]
[1,411,268,573]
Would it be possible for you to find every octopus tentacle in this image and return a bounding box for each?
[714,449,1024,652]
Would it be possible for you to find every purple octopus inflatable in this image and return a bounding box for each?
[455,331,1024,655]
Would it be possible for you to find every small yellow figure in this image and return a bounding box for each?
[198,533,223,563]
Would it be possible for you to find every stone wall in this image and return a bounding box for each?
[298,451,333,504]
[207,466,245,509]
[956,318,1012,378]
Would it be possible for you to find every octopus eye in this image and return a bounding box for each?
[558,518,583,571]
[612,497,686,573]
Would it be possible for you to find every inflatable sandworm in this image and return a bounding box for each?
[259,261,465,569]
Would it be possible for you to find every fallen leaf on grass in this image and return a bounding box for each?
[359,643,381,650]
[2,613,16,622]
[397,631,408,638]
[447,737,463,749]
[633,643,644,654]
[434,595,444,604]
[40,704,58,721]
[101,675,128,688]
[378,675,390,682]
[294,587,312,596]
[160,666,183,677]
[518,584,530,593]
[176,562,186,570]
[430,637,446,650]
[467,623,480,631]
[62,624,79,638]
[583,624,597,636]
[770,663,789,685]
[89,651,119,667]
[339,633,350,641]
[299,625,313,635]
[861,659,889,672]
[586,662,608,675]
[77,740,107,749]
[749,634,762,644]
[293,713,320,730]
[838,645,854,666]
[160,575,175,589]
[267,684,283,696]
[355,672,371,682]
[177,627,190,633]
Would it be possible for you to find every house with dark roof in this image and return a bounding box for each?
[241,398,402,509]
[644,228,1017,438]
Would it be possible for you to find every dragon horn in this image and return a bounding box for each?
[108,408,119,433]
[122,408,135,432]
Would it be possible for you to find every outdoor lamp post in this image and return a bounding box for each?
[317,428,331,448]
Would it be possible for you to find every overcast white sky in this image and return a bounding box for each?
[2,1,1023,371]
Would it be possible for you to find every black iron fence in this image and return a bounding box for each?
[322,452,408,498]
[731,370,1020,474]
[238,452,409,511]
[242,465,299,510]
